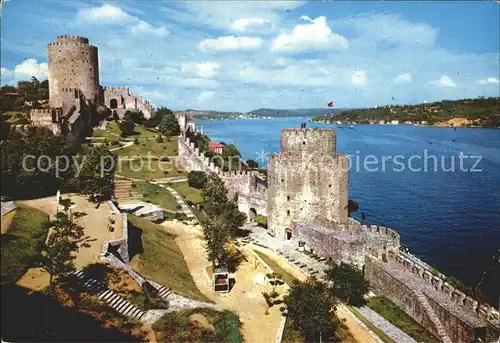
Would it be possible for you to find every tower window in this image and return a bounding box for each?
[287,196,290,201]
[303,141,305,145]
[287,210,290,216]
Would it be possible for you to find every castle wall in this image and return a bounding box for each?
[47,35,100,108]
[102,86,154,119]
[268,129,348,240]
[365,254,499,343]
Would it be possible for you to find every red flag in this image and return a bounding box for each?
[327,101,334,108]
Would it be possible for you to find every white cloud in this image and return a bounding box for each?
[231,18,271,32]
[1,59,48,83]
[479,77,500,85]
[76,4,131,23]
[199,36,262,52]
[351,70,367,87]
[392,73,412,84]
[435,75,457,88]
[182,62,220,78]
[131,21,169,37]
[271,16,348,53]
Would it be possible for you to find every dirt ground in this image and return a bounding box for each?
[248,244,378,343]
[22,194,123,269]
[15,267,50,292]
[162,221,286,343]
[1,209,16,234]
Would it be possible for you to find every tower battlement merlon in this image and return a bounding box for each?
[280,128,337,154]
[55,35,89,44]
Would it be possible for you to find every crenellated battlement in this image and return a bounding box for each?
[387,250,500,322]
[56,35,89,44]
[30,108,62,116]
[362,224,399,239]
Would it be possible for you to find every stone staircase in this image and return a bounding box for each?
[413,290,452,343]
[114,179,140,203]
[73,270,145,321]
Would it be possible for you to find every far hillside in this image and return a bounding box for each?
[311,97,500,127]
[248,107,347,117]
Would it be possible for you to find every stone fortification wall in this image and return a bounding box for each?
[102,86,154,119]
[268,128,348,240]
[177,134,267,218]
[366,252,499,342]
[290,219,400,266]
[47,35,100,107]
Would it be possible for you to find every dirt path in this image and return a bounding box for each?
[249,244,379,343]
[162,221,285,343]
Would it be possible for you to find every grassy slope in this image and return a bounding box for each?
[366,296,440,343]
[169,181,203,204]
[133,182,179,211]
[117,159,187,180]
[114,137,178,158]
[1,203,50,285]
[153,308,243,343]
[127,215,210,302]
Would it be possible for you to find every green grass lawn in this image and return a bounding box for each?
[117,158,187,180]
[1,203,50,285]
[366,296,440,343]
[253,250,297,286]
[134,182,179,211]
[153,308,243,343]
[127,215,210,302]
[169,181,203,205]
[114,138,178,158]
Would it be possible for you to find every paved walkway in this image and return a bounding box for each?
[164,186,196,219]
[110,141,134,152]
[357,306,418,343]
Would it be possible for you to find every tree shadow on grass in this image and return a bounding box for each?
[127,221,144,260]
[1,284,141,342]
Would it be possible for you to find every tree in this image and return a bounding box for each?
[203,221,230,266]
[202,173,231,218]
[284,278,338,342]
[325,262,370,306]
[144,106,173,128]
[0,127,80,198]
[74,145,117,200]
[159,113,180,139]
[187,170,207,189]
[222,144,241,159]
[124,110,144,124]
[118,118,135,137]
[246,159,259,169]
[38,212,85,286]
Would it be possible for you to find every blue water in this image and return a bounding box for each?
[198,118,500,305]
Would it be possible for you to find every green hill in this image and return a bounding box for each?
[311,97,500,128]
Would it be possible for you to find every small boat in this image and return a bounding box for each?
[348,125,354,129]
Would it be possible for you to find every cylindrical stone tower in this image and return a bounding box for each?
[47,35,100,108]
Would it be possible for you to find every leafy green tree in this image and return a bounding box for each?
[0,127,80,198]
[74,145,117,200]
[326,262,370,306]
[222,144,240,159]
[38,212,85,286]
[347,199,359,217]
[203,221,229,266]
[284,278,338,342]
[159,113,180,139]
[144,106,173,128]
[118,118,135,137]
[187,170,207,189]
[202,173,231,218]
[246,159,259,169]
[124,110,144,124]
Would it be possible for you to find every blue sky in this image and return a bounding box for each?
[1,0,499,112]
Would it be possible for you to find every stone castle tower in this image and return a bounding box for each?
[47,35,100,107]
[267,128,349,240]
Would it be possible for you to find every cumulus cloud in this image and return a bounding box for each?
[76,4,131,23]
[131,21,169,37]
[199,36,262,52]
[392,73,412,84]
[351,70,367,87]
[1,59,48,83]
[231,18,271,32]
[182,62,220,78]
[271,16,348,53]
[479,77,500,85]
[435,75,457,88]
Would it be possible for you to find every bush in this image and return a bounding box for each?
[133,138,139,145]
[159,156,170,162]
[187,171,207,189]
